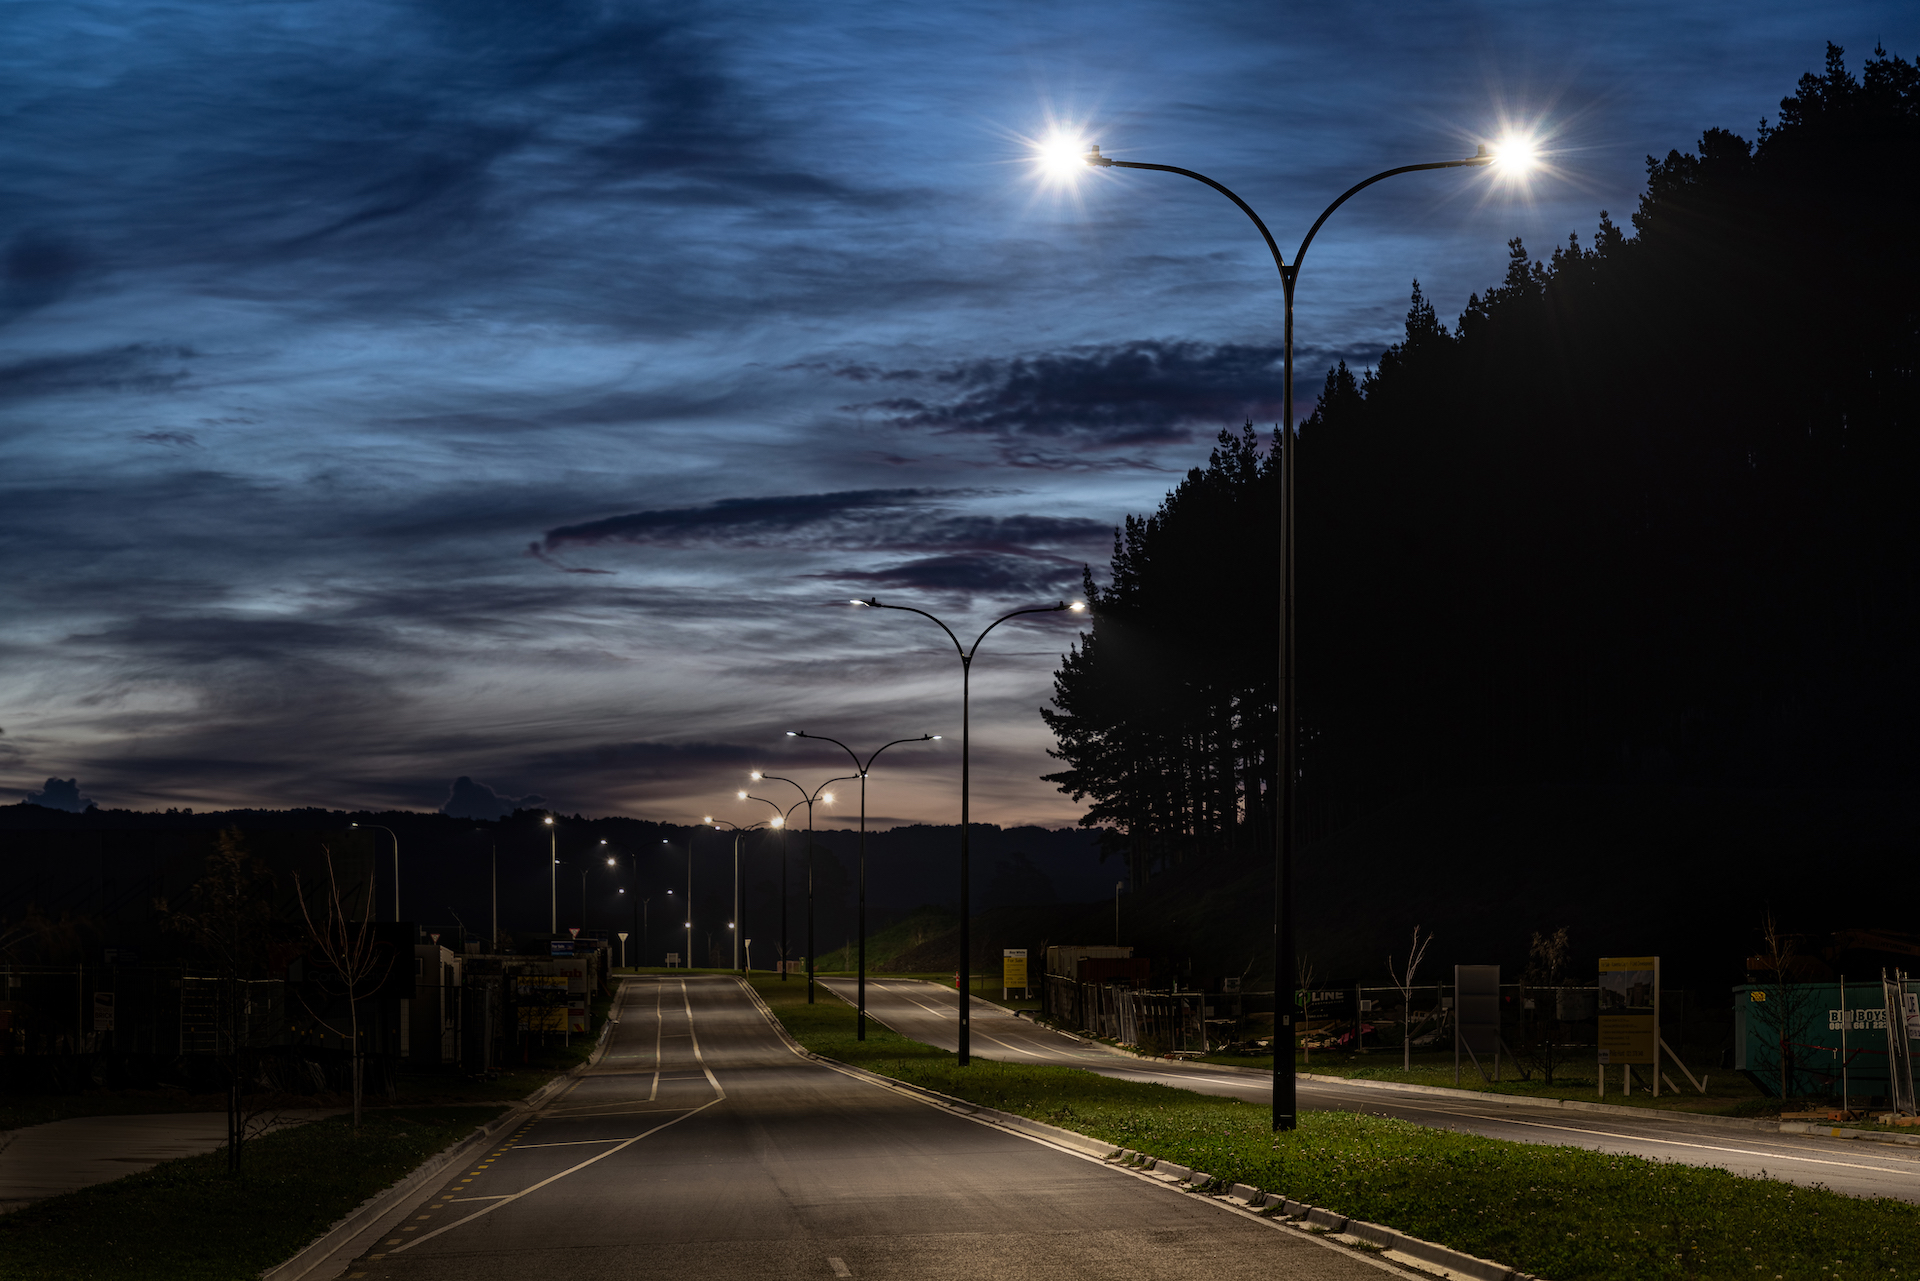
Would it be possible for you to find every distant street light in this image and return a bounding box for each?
[749,771,854,1002]
[1056,133,1530,1129]
[349,822,400,923]
[663,835,696,968]
[703,816,770,972]
[543,816,558,933]
[849,596,1083,1065]
[740,792,800,979]
[788,731,939,1039]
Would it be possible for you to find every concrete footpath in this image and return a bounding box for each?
[0,1109,337,1214]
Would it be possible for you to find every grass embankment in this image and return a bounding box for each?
[750,975,1920,1281]
[0,1106,503,1281]
[1193,1046,1771,1116]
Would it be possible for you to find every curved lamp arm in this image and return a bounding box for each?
[791,730,939,775]
[849,598,965,660]
[1089,147,1494,282]
[851,598,1081,664]
[1292,156,1493,273]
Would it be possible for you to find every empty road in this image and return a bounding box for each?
[829,976,1920,1204]
[326,975,1399,1280]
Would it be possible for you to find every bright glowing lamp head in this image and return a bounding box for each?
[821,792,834,804]
[749,771,762,781]
[1487,136,1536,173]
[1037,133,1091,178]
[606,857,616,866]
[737,790,747,800]
[785,731,797,737]
[703,816,713,825]
[543,817,553,826]
[931,734,943,740]
[771,816,784,828]
[1069,600,1086,612]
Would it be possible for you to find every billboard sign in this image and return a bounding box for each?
[1598,956,1658,1065]
[1002,949,1028,990]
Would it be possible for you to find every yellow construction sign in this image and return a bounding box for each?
[1002,949,1028,994]
[1598,956,1658,1066]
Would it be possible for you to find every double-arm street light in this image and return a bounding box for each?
[1054,134,1533,1130]
[349,822,400,923]
[702,816,770,972]
[849,597,1083,1065]
[739,793,801,978]
[749,771,853,1002]
[788,731,940,1039]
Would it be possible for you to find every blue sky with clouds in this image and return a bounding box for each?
[3,1,1912,827]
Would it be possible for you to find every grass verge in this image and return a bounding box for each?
[750,975,1919,1281]
[0,1105,504,1281]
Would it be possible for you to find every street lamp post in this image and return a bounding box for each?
[349,822,400,923]
[749,772,853,1003]
[543,816,558,934]
[740,793,803,979]
[1066,136,1527,1129]
[662,835,695,968]
[788,731,939,1039]
[849,597,1082,1066]
[702,817,769,972]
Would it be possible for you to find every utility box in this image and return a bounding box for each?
[1734,979,1918,1100]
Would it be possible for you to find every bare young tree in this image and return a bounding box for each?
[163,827,282,1173]
[1387,926,1434,1072]
[1751,912,1813,1101]
[1295,954,1319,1065]
[296,844,393,1132]
[1514,926,1572,1086]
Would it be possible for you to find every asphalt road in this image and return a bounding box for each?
[332,976,1395,1280]
[826,976,1920,1204]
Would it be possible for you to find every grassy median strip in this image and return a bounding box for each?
[751,976,1919,1281]
[0,1105,504,1281]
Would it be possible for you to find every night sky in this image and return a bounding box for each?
[4,3,1912,828]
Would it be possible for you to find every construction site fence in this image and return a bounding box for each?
[1042,978,1703,1055]
[0,960,594,1086]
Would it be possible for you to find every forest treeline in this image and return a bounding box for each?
[1044,45,1920,886]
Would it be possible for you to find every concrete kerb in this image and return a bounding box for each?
[1777,1120,1920,1146]
[744,978,1548,1281]
[258,1004,620,1281]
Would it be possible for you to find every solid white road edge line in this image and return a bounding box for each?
[735,978,1427,1281]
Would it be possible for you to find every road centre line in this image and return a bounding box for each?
[508,1137,635,1149]
[393,982,725,1255]
[683,978,722,1093]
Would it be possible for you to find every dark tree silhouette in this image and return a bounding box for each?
[1046,44,1920,862]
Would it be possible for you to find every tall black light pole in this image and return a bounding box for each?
[702,817,769,971]
[1070,137,1526,1129]
[544,816,559,934]
[740,793,805,979]
[750,772,854,1003]
[788,731,940,1039]
[350,822,400,923]
[849,597,1084,1065]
